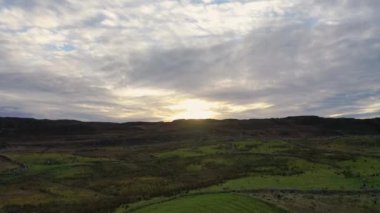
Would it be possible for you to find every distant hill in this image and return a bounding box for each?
[0,116,379,147]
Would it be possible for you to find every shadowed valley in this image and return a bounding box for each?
[0,116,380,212]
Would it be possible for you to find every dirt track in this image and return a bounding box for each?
[0,155,27,170]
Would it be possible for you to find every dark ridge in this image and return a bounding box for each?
[0,116,379,147]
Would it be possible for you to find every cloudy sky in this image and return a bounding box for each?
[0,0,379,121]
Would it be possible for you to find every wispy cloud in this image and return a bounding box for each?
[0,0,379,121]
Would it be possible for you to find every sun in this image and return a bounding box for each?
[169,99,216,120]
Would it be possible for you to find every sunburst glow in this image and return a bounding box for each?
[169,99,217,120]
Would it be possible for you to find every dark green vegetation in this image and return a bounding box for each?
[122,193,285,213]
[0,116,379,212]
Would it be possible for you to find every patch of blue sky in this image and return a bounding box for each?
[280,10,320,28]
[46,43,76,52]
[211,0,231,4]
[61,44,76,52]
[304,17,320,28]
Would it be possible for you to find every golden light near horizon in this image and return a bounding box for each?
[113,87,275,121]
[168,99,217,121]
[165,98,274,121]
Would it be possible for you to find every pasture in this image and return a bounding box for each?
[0,117,379,212]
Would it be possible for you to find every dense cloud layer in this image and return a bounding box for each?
[0,0,379,121]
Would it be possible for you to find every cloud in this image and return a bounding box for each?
[0,0,379,121]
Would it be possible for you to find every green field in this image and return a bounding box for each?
[1,135,380,212]
[120,193,285,213]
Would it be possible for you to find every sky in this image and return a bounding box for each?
[0,0,379,122]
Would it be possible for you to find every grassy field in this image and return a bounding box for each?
[199,169,362,191]
[0,135,379,212]
[118,193,285,213]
